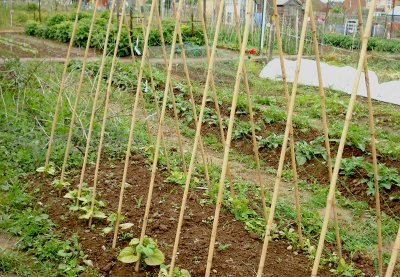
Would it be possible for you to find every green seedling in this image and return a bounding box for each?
[36,162,56,176]
[216,243,231,251]
[117,236,165,267]
[52,179,71,197]
[102,213,133,235]
[166,169,199,187]
[64,185,106,221]
[257,133,284,150]
[329,258,362,276]
[159,264,191,277]
[295,139,327,166]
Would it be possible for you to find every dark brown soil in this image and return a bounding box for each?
[164,89,400,218]
[0,32,100,59]
[30,154,343,277]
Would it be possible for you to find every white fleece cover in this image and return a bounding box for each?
[259,58,400,105]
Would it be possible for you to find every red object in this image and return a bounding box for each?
[246,48,256,55]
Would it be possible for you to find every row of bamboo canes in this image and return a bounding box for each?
[41,0,399,275]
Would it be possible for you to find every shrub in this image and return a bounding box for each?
[36,24,48,38]
[74,18,91,47]
[26,3,38,11]
[46,14,68,26]
[323,33,400,53]
[25,20,39,36]
[53,21,73,43]
[24,12,205,57]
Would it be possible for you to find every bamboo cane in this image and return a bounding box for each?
[197,0,236,197]
[123,13,154,147]
[77,0,117,201]
[385,225,400,276]
[166,0,226,275]
[204,1,253,276]
[166,0,211,189]
[124,10,173,163]
[134,0,172,170]
[256,0,313,274]
[270,0,304,248]
[139,0,188,174]
[108,9,164,244]
[44,0,83,167]
[88,0,127,227]
[231,0,267,221]
[135,0,186,270]
[59,0,99,188]
[309,2,342,259]
[311,0,378,274]
[111,0,158,249]
[355,0,383,274]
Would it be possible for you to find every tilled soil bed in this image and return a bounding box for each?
[29,154,343,277]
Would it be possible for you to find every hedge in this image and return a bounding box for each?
[25,12,205,57]
[322,33,400,53]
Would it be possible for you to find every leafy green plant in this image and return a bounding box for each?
[166,169,199,187]
[262,106,286,124]
[53,21,73,43]
[339,157,400,196]
[329,258,362,276]
[216,242,231,251]
[295,139,327,166]
[64,185,106,220]
[323,33,400,53]
[24,20,39,35]
[56,234,93,276]
[339,157,366,176]
[232,120,261,140]
[363,163,400,195]
[159,264,191,277]
[102,213,133,235]
[117,237,165,267]
[36,162,55,175]
[257,133,284,150]
[228,196,257,220]
[52,179,71,196]
[25,15,206,57]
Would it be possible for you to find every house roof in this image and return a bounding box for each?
[277,0,302,6]
[387,6,400,16]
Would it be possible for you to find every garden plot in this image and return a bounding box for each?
[2,0,400,275]
[260,58,400,105]
[30,155,340,277]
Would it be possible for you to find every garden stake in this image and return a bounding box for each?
[356,0,383,274]
[309,2,342,259]
[88,0,127,227]
[311,0,378,274]
[197,0,236,197]
[167,0,226,275]
[385,226,400,276]
[111,0,158,249]
[135,0,187,271]
[257,0,313,274]
[139,0,187,174]
[166,1,211,189]
[123,13,154,147]
[44,0,83,168]
[59,0,99,188]
[204,1,253,275]
[123,10,172,165]
[134,0,172,170]
[232,0,268,221]
[269,0,304,248]
[77,0,116,201]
